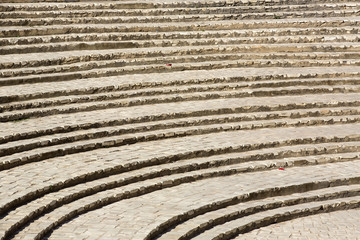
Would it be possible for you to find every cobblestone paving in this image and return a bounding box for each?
[240,209,360,240]
[1,0,360,240]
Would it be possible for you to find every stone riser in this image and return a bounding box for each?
[3,54,360,86]
[2,142,359,239]
[1,18,359,38]
[2,10,359,27]
[1,86,359,122]
[2,27,358,47]
[161,187,360,239]
[0,0,353,11]
[0,0,359,239]
[1,98,356,143]
[4,138,357,219]
[2,78,359,111]
[2,52,360,79]
[2,35,359,55]
[212,199,360,240]
[1,117,359,171]
[2,3,358,19]
[1,73,356,103]
[144,176,360,239]
[0,109,358,157]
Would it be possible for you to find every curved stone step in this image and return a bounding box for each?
[1,139,357,225]
[2,51,360,79]
[0,92,358,140]
[2,113,359,171]
[1,68,358,105]
[0,0,352,11]
[1,85,359,122]
[36,161,360,240]
[0,108,358,157]
[3,51,360,86]
[1,42,359,72]
[2,26,358,49]
[200,196,360,240]
[2,3,358,19]
[2,10,359,28]
[1,33,359,56]
[2,151,359,240]
[1,124,359,215]
[1,103,357,148]
[1,74,358,106]
[238,208,360,239]
[2,17,360,38]
[156,184,360,240]
[1,124,359,220]
[2,78,359,112]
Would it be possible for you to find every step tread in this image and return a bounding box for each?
[33,161,360,240]
[0,113,358,157]
[158,183,360,239]
[0,123,358,209]
[1,67,359,99]
[1,85,358,118]
[192,195,360,240]
[0,92,358,137]
[1,106,357,149]
[2,151,358,238]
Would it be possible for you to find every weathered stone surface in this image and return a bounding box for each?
[0,0,359,239]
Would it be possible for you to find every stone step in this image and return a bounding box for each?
[2,32,360,56]
[2,136,358,221]
[1,40,358,70]
[1,103,357,146]
[30,161,360,240]
[0,107,358,157]
[1,124,359,213]
[2,151,359,240]
[194,196,360,240]
[0,92,358,139]
[2,77,359,111]
[238,208,360,239]
[1,74,358,104]
[0,103,358,148]
[2,52,360,79]
[2,51,360,86]
[0,0,352,11]
[1,67,358,104]
[1,3,359,19]
[2,43,360,75]
[1,113,358,170]
[2,10,359,27]
[1,85,359,122]
[156,184,360,239]
[0,0,359,239]
[1,17,360,38]
[2,27,358,48]
[1,34,359,55]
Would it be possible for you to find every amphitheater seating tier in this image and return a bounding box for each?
[0,0,359,239]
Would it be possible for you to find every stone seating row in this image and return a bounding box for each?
[2,51,360,86]
[0,0,353,11]
[1,35,359,55]
[1,3,358,19]
[2,77,359,112]
[2,17,359,37]
[2,27,358,48]
[1,136,359,239]
[2,10,359,27]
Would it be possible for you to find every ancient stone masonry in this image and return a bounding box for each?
[0,0,360,239]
